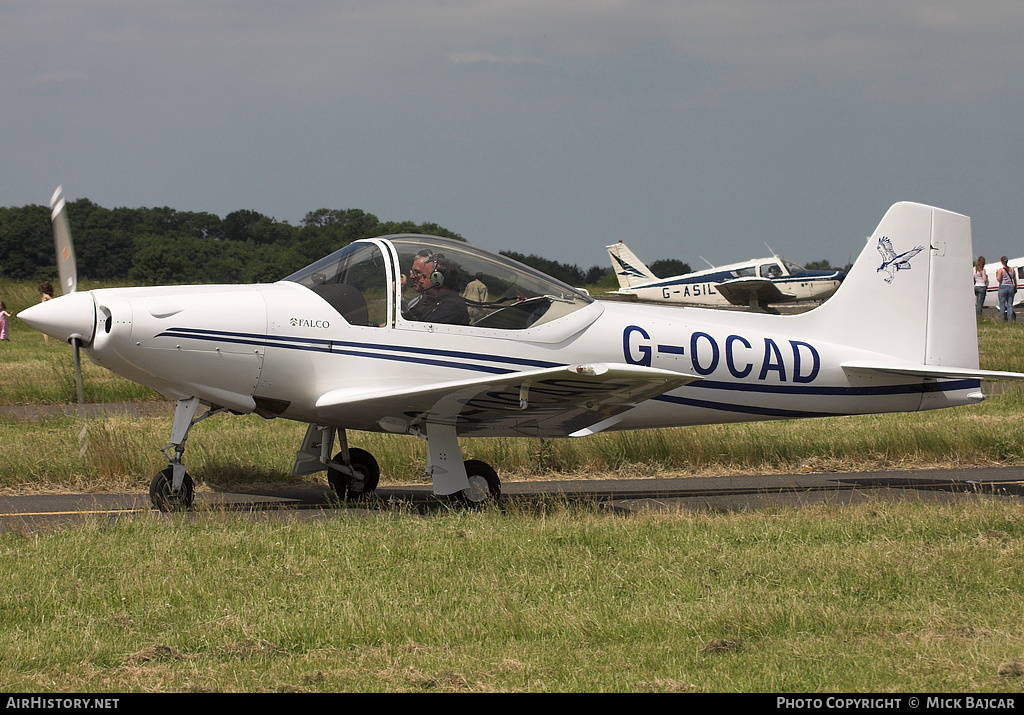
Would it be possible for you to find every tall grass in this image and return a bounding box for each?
[978,314,1024,373]
[3,385,1024,493]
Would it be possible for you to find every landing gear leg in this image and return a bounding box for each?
[424,422,500,505]
[293,424,381,501]
[149,397,224,512]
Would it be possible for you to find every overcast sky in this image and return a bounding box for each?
[3,1,1023,271]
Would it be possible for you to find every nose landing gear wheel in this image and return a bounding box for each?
[327,447,380,501]
[149,466,195,512]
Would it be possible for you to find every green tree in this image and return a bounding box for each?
[129,234,203,284]
[0,198,463,284]
[0,204,51,280]
[67,199,134,280]
[298,208,381,261]
[500,251,586,286]
[649,258,691,278]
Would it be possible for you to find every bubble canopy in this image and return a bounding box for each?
[284,234,594,330]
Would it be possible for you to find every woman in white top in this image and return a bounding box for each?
[974,256,988,316]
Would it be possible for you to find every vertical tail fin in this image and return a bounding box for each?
[797,202,980,371]
[606,241,658,289]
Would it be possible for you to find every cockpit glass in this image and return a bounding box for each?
[286,235,594,330]
[783,259,804,274]
[388,235,593,330]
[283,241,387,326]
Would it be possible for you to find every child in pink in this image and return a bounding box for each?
[0,301,10,340]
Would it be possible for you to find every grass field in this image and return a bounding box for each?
[1,499,1023,692]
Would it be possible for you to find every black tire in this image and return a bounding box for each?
[327,448,380,500]
[149,466,195,512]
[460,459,501,505]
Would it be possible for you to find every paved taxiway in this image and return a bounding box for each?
[2,467,1023,531]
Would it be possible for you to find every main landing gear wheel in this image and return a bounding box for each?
[149,466,195,512]
[327,448,380,500]
[459,459,501,506]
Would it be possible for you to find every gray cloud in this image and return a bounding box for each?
[3,0,1023,268]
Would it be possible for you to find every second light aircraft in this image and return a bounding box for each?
[607,241,844,311]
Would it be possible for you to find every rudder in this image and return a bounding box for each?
[606,241,658,289]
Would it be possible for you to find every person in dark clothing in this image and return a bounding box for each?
[403,253,470,325]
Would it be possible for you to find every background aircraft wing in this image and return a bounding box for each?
[714,277,795,309]
[314,363,700,438]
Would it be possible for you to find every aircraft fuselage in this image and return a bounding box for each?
[78,279,978,438]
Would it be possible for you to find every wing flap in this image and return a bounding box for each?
[315,363,700,437]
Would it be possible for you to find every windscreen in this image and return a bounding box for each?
[284,242,388,327]
[389,235,593,330]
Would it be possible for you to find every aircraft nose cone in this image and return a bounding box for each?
[18,292,96,345]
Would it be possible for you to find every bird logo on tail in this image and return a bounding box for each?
[876,236,925,284]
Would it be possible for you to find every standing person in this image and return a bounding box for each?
[461,272,489,321]
[996,256,1016,323]
[973,256,989,316]
[38,282,54,343]
[0,301,10,341]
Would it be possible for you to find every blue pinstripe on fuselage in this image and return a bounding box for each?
[155,326,978,421]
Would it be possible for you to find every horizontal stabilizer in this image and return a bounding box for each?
[841,360,1024,382]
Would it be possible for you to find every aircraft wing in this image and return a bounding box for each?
[315,363,700,438]
[714,277,795,309]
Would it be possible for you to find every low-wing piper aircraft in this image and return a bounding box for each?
[607,241,844,311]
[19,189,1024,511]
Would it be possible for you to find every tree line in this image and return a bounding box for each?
[0,199,631,288]
[0,198,841,289]
[0,200,467,285]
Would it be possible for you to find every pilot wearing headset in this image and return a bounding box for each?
[402,251,470,325]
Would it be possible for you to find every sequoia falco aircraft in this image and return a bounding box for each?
[19,188,1024,510]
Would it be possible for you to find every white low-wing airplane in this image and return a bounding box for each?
[19,190,1024,511]
[607,241,844,311]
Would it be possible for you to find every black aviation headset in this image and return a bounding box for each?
[429,253,450,287]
